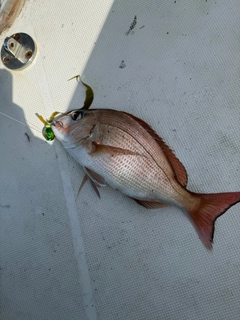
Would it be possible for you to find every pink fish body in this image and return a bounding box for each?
[51,109,240,249]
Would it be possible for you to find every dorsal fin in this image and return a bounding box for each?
[124,112,188,187]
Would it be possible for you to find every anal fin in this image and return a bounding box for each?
[132,198,169,209]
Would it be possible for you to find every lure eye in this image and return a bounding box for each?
[43,125,55,141]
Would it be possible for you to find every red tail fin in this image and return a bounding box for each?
[188,192,240,249]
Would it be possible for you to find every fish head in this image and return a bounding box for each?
[51,109,96,147]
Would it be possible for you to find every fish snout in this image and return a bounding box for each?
[52,120,63,129]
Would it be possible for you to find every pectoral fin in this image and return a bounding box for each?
[91,142,142,157]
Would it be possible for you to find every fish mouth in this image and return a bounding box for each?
[52,120,63,129]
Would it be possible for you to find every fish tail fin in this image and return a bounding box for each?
[188,192,240,250]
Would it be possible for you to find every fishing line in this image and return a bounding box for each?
[0,111,42,133]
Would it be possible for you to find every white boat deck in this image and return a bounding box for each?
[1,1,240,319]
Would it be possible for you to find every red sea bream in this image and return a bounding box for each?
[51,108,240,249]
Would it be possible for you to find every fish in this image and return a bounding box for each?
[51,108,240,250]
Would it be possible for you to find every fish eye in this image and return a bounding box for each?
[70,111,85,121]
[71,111,80,121]
[71,112,79,120]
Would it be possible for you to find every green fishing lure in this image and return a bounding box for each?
[36,75,94,141]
